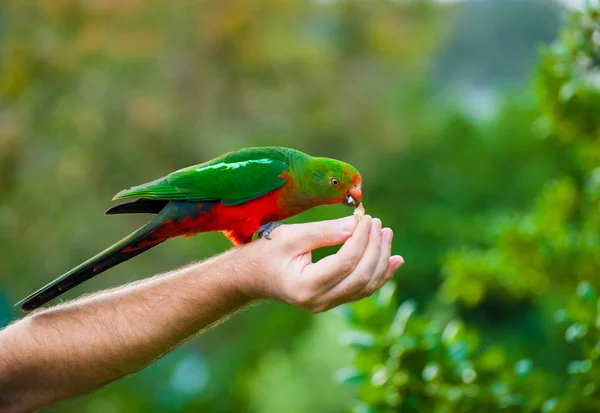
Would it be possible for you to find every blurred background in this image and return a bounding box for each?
[1,0,600,412]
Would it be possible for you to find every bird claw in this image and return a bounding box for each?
[257,221,287,240]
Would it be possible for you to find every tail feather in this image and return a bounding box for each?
[105,199,169,215]
[16,218,167,312]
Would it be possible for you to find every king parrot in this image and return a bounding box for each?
[16,146,363,312]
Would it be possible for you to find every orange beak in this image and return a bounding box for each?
[342,184,362,207]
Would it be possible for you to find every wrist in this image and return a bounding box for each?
[225,242,271,302]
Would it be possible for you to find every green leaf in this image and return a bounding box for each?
[565,323,589,342]
[442,319,465,346]
[351,401,378,413]
[567,359,592,375]
[514,359,533,378]
[375,281,396,309]
[370,365,389,387]
[389,300,417,338]
[339,330,377,350]
[461,366,477,384]
[333,366,366,385]
[554,309,570,324]
[542,397,559,413]
[422,362,440,382]
[576,280,596,302]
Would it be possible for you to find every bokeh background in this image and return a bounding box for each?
[1,0,600,412]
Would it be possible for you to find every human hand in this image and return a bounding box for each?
[239,215,404,313]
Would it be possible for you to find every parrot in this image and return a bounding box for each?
[16,146,363,312]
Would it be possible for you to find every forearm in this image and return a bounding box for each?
[0,216,402,413]
[0,247,255,413]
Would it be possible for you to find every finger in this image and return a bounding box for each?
[372,255,404,294]
[302,215,373,289]
[279,216,357,254]
[321,255,404,312]
[314,218,382,304]
[354,227,394,299]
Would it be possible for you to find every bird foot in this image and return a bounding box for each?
[257,221,287,240]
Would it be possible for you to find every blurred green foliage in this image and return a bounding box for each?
[341,3,600,413]
[339,292,554,413]
[1,0,596,412]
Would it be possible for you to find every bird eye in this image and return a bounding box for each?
[330,178,340,187]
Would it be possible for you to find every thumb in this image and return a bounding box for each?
[282,216,357,254]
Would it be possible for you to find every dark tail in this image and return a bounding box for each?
[105,199,168,215]
[15,217,168,312]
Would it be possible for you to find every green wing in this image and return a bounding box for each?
[113,148,292,205]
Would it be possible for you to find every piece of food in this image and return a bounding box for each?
[354,203,365,221]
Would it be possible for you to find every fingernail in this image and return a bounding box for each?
[373,218,382,233]
[393,256,404,271]
[340,216,357,233]
[361,215,372,229]
[382,228,393,244]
